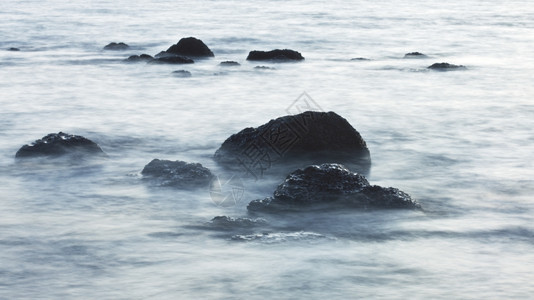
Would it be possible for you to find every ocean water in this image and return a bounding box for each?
[1,0,534,299]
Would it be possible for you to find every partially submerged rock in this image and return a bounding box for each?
[164,37,214,57]
[125,54,154,62]
[219,61,240,66]
[404,52,427,58]
[428,62,466,70]
[103,42,129,50]
[214,111,371,175]
[246,49,304,61]
[171,70,192,77]
[141,159,213,188]
[254,65,275,70]
[351,57,371,61]
[247,163,420,212]
[207,216,268,230]
[15,132,105,159]
[148,56,194,64]
[7,47,20,51]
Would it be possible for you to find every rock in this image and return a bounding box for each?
[165,37,214,57]
[214,111,371,175]
[148,56,194,64]
[171,70,192,77]
[247,163,420,212]
[7,47,20,51]
[428,62,466,70]
[207,216,268,230]
[351,57,371,61]
[103,42,129,50]
[15,132,105,159]
[254,65,275,70]
[246,49,304,61]
[125,54,154,62]
[141,159,213,188]
[404,52,427,58]
[219,61,240,66]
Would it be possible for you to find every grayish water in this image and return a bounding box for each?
[1,0,534,299]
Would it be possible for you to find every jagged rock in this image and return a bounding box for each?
[219,61,240,66]
[171,70,192,77]
[141,159,213,188]
[247,163,420,212]
[246,49,304,61]
[103,42,129,50]
[7,47,20,51]
[404,52,427,58]
[214,111,371,175]
[15,132,105,159]
[148,56,194,64]
[428,62,466,70]
[125,54,154,62]
[164,37,214,57]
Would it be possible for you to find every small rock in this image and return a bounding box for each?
[351,57,371,61]
[207,216,268,229]
[219,61,240,66]
[148,56,194,64]
[165,37,214,57]
[103,42,130,50]
[404,52,427,58]
[7,47,20,51]
[141,159,213,188]
[254,65,275,70]
[15,132,105,159]
[246,49,304,61]
[428,62,466,70]
[171,70,192,77]
[125,54,154,62]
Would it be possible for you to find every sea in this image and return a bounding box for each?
[1,0,533,299]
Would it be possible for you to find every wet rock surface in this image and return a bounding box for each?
[125,54,154,62]
[246,49,304,61]
[247,163,420,212]
[103,42,130,50]
[428,62,466,70]
[148,56,194,64]
[141,159,213,188]
[15,132,105,159]
[164,37,214,57]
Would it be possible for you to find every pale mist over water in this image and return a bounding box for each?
[1,0,534,299]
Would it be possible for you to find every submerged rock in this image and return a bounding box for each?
[141,159,213,188]
[246,49,304,61]
[207,216,268,230]
[254,65,275,70]
[214,111,371,174]
[428,62,466,70]
[15,132,105,159]
[247,163,420,212]
[103,42,129,50]
[219,61,240,66]
[148,56,194,64]
[125,54,154,62]
[171,70,192,77]
[165,37,214,57]
[404,52,427,58]
[7,47,20,51]
[351,57,371,61]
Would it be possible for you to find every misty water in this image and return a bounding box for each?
[1,0,534,299]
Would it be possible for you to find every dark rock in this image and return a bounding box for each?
[404,52,427,58]
[214,111,371,174]
[171,70,192,77]
[247,163,420,212]
[254,65,275,70]
[246,49,304,61]
[15,132,105,159]
[219,61,240,66]
[207,216,268,230]
[103,42,130,50]
[141,159,213,188]
[7,47,20,51]
[148,56,194,64]
[428,62,466,70]
[125,54,154,62]
[351,57,371,61]
[165,37,214,57]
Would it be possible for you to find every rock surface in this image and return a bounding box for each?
[247,163,420,212]
[214,111,371,174]
[171,70,192,77]
[165,37,214,57]
[15,132,105,159]
[103,42,129,50]
[246,49,304,61]
[428,62,466,70]
[148,56,194,64]
[125,54,154,62]
[404,52,427,58]
[219,61,240,66]
[141,159,213,188]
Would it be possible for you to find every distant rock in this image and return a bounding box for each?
[148,56,194,64]
[214,111,371,175]
[15,132,105,159]
[7,47,20,51]
[164,37,214,57]
[219,61,240,66]
[125,54,154,62]
[141,159,213,188]
[351,57,371,61]
[247,163,420,212]
[103,42,130,50]
[404,52,427,58]
[246,49,304,61]
[254,65,275,70]
[207,216,268,230]
[171,70,192,77]
[428,62,466,70]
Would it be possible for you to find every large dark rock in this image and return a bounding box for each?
[125,54,154,62]
[148,56,194,64]
[246,49,304,61]
[404,52,427,58]
[214,111,371,175]
[247,163,420,212]
[15,132,105,159]
[103,42,130,50]
[428,62,466,70]
[165,37,214,57]
[141,159,214,188]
